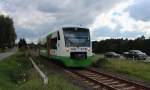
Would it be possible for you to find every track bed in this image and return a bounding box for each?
[65,69,150,90]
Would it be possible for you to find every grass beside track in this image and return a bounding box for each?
[0,52,31,90]
[0,52,80,90]
[17,69,80,90]
[31,56,81,90]
[94,56,150,82]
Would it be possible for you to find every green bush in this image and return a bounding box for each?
[93,58,108,67]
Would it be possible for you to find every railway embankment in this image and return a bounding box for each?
[93,56,150,85]
[0,50,81,90]
[29,50,82,90]
[0,51,32,90]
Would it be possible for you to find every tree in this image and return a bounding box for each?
[0,15,16,48]
[92,36,150,55]
[18,38,27,49]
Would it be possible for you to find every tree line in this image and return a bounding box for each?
[0,15,16,49]
[18,38,27,49]
[92,36,150,55]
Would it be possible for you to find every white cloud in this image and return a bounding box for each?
[0,0,150,42]
[90,0,150,40]
[90,0,134,30]
[96,36,111,41]
[15,11,56,30]
[0,0,121,43]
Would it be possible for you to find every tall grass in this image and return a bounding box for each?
[94,57,150,81]
[0,52,32,90]
[0,52,80,90]
[17,69,80,90]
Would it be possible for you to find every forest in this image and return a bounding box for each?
[92,36,150,55]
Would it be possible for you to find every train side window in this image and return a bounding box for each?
[50,38,57,49]
[57,31,60,40]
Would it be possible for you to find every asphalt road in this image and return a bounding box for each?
[0,48,17,60]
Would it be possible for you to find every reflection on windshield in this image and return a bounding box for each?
[65,36,90,47]
[63,28,90,47]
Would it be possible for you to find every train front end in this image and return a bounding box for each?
[60,27,93,67]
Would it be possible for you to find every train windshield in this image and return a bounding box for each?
[63,27,90,47]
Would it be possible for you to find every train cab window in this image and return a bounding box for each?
[57,31,60,40]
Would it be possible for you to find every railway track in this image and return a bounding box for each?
[65,68,150,90]
[39,56,150,90]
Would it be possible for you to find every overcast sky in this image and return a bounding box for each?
[0,0,150,43]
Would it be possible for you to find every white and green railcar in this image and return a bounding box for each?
[40,27,93,67]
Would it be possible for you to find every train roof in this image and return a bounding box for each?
[62,26,89,29]
[47,26,89,37]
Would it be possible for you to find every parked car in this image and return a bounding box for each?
[104,52,120,58]
[122,52,129,58]
[123,50,147,60]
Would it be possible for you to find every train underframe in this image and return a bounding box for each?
[40,50,93,67]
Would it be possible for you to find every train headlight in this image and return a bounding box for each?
[66,48,69,52]
[87,48,90,51]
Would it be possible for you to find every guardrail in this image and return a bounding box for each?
[29,57,48,85]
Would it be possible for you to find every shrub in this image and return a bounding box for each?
[93,58,108,67]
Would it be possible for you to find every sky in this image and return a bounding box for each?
[0,0,150,43]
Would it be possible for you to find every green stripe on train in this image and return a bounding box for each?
[50,55,93,67]
[42,55,92,67]
[40,50,93,67]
